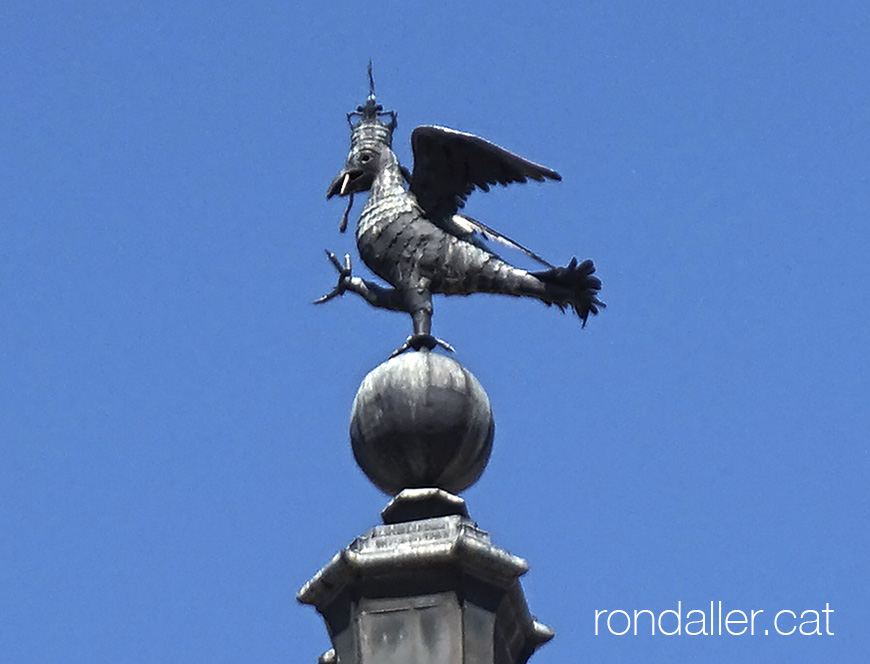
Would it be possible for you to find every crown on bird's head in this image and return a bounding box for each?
[346,62,396,148]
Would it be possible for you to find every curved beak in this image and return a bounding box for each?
[326,168,373,199]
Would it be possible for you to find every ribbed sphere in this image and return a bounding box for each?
[350,352,494,495]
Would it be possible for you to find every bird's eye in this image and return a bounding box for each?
[359,152,372,163]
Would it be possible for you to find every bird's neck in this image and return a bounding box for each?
[371,150,406,199]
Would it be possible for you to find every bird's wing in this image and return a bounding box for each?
[448,214,555,268]
[409,125,561,223]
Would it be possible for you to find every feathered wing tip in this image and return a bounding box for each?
[532,257,605,327]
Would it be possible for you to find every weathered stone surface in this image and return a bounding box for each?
[298,498,553,664]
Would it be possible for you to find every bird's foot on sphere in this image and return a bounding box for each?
[390,334,455,358]
[313,251,352,304]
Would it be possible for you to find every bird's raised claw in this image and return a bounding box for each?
[314,251,353,304]
[389,334,455,358]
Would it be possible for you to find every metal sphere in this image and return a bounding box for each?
[350,352,494,495]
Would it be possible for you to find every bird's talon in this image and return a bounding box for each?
[389,334,455,358]
[434,337,455,353]
[315,251,354,304]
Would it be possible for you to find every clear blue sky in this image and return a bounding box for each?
[2,2,867,662]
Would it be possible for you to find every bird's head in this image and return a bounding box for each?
[326,143,385,198]
[327,62,397,199]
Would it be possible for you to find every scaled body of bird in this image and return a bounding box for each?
[318,78,603,354]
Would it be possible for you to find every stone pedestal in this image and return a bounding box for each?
[298,490,552,664]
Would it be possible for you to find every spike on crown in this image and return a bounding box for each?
[347,63,397,149]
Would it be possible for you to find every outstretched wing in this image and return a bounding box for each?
[409,125,561,224]
[446,214,555,268]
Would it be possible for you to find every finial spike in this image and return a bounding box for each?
[345,61,397,136]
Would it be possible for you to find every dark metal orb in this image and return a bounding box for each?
[350,352,494,495]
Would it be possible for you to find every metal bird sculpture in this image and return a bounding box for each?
[317,66,603,355]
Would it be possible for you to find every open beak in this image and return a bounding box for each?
[326,169,372,199]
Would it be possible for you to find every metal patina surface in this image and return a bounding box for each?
[350,352,494,495]
[317,65,603,356]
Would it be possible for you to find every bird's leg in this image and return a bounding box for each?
[314,251,407,311]
[390,289,455,357]
[316,253,454,356]
[413,307,432,337]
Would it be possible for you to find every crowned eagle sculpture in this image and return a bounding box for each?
[317,67,603,355]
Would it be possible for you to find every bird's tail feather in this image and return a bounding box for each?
[531,258,604,327]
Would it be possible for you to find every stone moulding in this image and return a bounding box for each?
[298,512,553,664]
